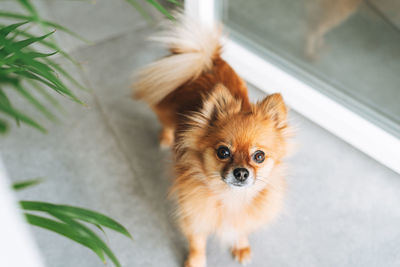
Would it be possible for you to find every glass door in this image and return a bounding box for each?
[222,0,400,137]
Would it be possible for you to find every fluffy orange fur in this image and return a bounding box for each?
[134,16,290,267]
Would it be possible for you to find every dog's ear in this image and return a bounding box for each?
[199,83,242,125]
[256,93,287,129]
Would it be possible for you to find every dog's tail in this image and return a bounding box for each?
[133,15,222,106]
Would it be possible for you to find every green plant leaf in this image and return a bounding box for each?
[0,36,83,103]
[145,0,174,20]
[12,178,44,191]
[26,79,64,113]
[14,70,63,94]
[43,59,88,91]
[125,0,152,23]
[0,11,89,42]
[0,87,20,125]
[17,0,40,20]
[0,87,13,110]
[0,13,84,133]
[21,201,132,267]
[16,69,83,104]
[13,82,58,121]
[167,0,182,6]
[20,201,132,239]
[25,213,106,263]
[0,21,29,37]
[25,51,58,59]
[95,224,108,239]
[0,24,76,63]
[5,31,54,51]
[0,102,46,132]
[0,118,8,133]
[16,0,58,44]
[50,211,121,267]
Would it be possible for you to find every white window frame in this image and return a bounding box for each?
[185,0,400,174]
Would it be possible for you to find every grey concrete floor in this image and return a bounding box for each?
[1,1,400,267]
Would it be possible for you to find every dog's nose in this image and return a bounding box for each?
[233,168,249,182]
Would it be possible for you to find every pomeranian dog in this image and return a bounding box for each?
[134,15,290,267]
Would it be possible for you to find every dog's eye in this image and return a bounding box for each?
[217,146,231,159]
[253,150,265,163]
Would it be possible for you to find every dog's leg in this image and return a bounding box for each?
[185,233,207,267]
[231,235,252,265]
[152,105,176,149]
[159,126,174,149]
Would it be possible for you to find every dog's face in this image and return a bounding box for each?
[180,84,288,191]
[204,115,281,188]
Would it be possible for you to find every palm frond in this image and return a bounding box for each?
[25,213,107,264]
[125,0,153,22]
[21,201,132,238]
[26,79,64,113]
[12,177,44,191]
[145,0,175,20]
[0,11,89,42]
[125,0,178,21]
[166,0,182,6]
[0,23,76,63]
[0,22,85,133]
[21,201,132,267]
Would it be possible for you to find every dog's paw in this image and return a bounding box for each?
[184,259,205,267]
[184,254,205,267]
[232,246,252,265]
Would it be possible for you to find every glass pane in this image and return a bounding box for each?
[222,0,400,137]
